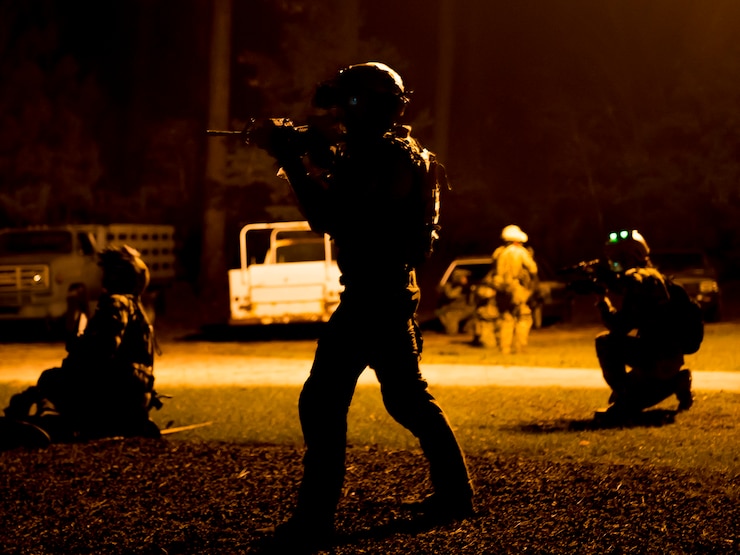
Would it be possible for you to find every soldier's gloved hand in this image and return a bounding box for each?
[249,119,305,162]
[589,280,607,296]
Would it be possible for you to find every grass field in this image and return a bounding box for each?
[137,384,739,475]
[1,312,739,553]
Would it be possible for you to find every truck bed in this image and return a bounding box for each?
[228,260,342,325]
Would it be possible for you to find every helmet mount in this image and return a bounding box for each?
[604,229,650,273]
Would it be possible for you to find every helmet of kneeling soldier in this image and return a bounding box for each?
[604,229,650,273]
[99,245,150,296]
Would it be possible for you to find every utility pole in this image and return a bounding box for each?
[199,0,232,323]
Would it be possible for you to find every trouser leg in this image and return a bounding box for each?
[499,311,515,354]
[675,368,693,410]
[475,319,497,347]
[513,304,533,352]
[294,344,364,527]
[595,332,630,395]
[376,356,473,500]
[439,307,469,335]
[472,301,498,347]
[630,358,688,411]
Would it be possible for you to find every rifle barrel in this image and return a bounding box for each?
[206,129,243,136]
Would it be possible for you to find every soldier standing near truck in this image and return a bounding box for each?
[490,224,538,354]
[251,61,474,552]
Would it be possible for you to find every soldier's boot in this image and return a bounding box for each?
[594,387,640,424]
[3,387,39,420]
[261,515,335,554]
[675,369,693,412]
[34,399,78,443]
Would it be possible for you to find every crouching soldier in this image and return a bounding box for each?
[436,268,474,335]
[594,230,697,423]
[2,245,162,448]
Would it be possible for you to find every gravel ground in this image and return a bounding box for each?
[1,438,738,554]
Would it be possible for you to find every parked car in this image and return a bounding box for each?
[435,255,573,331]
[650,249,722,322]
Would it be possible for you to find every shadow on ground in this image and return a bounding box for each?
[510,408,678,432]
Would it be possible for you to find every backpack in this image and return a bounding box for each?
[419,148,444,257]
[665,278,704,354]
[389,125,447,261]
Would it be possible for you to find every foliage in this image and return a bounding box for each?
[225,0,403,227]
[0,1,104,225]
[0,0,208,232]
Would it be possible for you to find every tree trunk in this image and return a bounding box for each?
[199,0,232,324]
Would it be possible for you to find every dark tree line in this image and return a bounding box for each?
[2,0,739,292]
[442,0,740,277]
[0,0,209,276]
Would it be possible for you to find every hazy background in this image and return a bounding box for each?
[2,0,739,318]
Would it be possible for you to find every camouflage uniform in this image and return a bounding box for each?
[436,268,474,334]
[470,272,499,347]
[4,248,159,441]
[491,242,538,354]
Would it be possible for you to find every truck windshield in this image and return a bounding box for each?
[275,240,327,263]
[0,231,74,254]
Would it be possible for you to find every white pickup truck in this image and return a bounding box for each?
[228,221,342,325]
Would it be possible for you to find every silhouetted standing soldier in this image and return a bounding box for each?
[253,62,474,551]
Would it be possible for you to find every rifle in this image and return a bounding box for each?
[557,258,615,295]
[207,117,292,143]
[207,116,341,165]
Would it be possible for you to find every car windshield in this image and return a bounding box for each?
[651,252,706,274]
[451,261,493,283]
[0,231,74,255]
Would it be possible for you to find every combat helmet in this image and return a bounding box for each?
[313,62,410,126]
[99,245,150,296]
[604,229,650,273]
[501,224,528,243]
